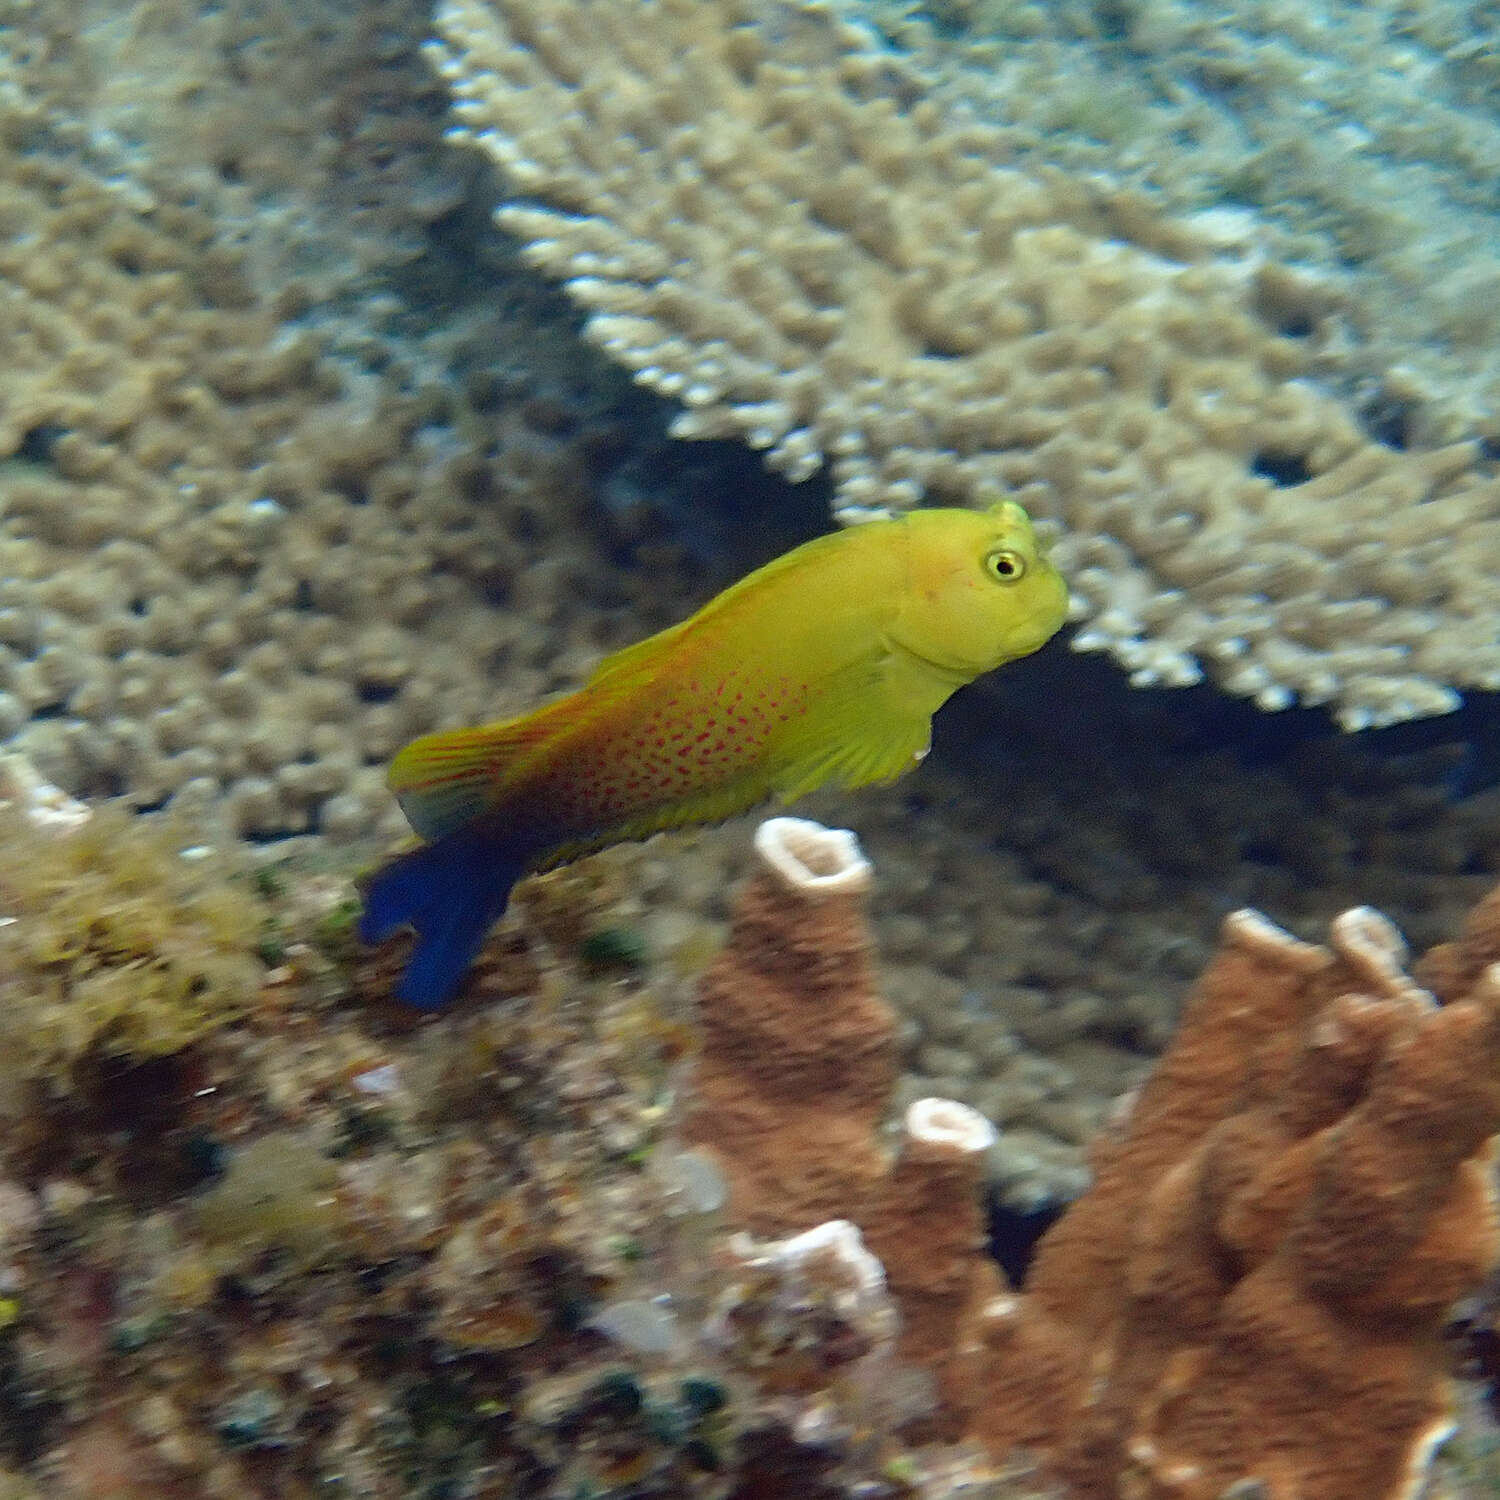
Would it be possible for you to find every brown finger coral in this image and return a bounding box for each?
[963,903,1500,1500]
[430,0,1500,729]
[684,816,894,1236]
[683,816,1003,1419]
[687,814,1500,1497]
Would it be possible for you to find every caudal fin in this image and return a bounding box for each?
[358,823,526,1009]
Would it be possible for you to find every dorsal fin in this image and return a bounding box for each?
[583,528,875,690]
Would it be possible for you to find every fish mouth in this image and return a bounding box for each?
[886,634,985,682]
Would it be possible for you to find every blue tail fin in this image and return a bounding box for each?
[359,824,526,1009]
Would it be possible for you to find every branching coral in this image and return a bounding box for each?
[430,0,1500,728]
[0,59,713,842]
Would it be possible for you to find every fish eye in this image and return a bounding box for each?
[985,548,1027,583]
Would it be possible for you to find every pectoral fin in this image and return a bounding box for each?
[765,650,946,804]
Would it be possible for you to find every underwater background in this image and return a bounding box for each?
[1,0,1499,1495]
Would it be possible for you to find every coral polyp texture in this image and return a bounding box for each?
[872,0,1500,445]
[0,60,713,843]
[960,901,1500,1500]
[5,0,468,280]
[431,0,1500,728]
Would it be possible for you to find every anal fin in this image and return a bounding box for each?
[389,715,549,841]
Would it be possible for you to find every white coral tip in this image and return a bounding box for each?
[905,1097,998,1156]
[753,816,871,896]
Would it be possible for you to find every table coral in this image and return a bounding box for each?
[960,901,1500,1500]
[873,0,1500,448]
[430,0,1500,728]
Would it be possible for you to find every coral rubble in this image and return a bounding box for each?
[431,0,1500,728]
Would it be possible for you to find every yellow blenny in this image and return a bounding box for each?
[360,501,1067,1005]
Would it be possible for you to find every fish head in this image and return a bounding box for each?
[888,501,1068,678]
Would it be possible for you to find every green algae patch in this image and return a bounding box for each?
[0,804,266,1090]
[578,925,648,975]
[195,1132,346,1271]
